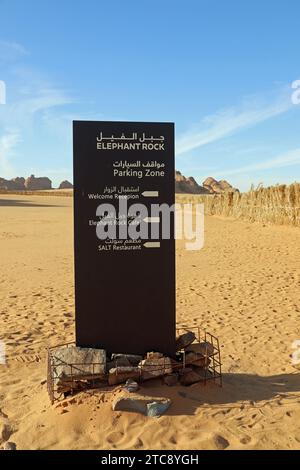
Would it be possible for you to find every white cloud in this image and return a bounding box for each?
[0,40,28,62]
[176,92,292,156]
[215,148,300,177]
[0,130,21,175]
[3,88,73,123]
[0,86,73,177]
[40,109,104,141]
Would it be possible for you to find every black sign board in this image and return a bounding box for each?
[73,121,175,356]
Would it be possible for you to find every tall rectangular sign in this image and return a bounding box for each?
[73,121,175,356]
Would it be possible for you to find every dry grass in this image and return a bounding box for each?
[178,183,300,227]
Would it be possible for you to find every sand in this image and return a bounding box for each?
[0,193,300,450]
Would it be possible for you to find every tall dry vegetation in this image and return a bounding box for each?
[177,183,300,227]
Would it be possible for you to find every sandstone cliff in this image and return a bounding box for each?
[25,175,52,190]
[203,177,239,194]
[58,180,73,189]
[0,175,52,191]
[175,171,210,194]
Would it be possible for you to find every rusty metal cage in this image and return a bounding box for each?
[176,326,222,388]
[47,326,222,404]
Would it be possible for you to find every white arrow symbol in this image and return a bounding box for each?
[143,216,160,223]
[144,242,161,248]
[142,191,159,197]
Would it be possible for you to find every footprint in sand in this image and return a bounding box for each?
[240,435,251,445]
[212,434,230,450]
[0,422,13,442]
[106,431,124,446]
[0,409,8,419]
[168,434,177,445]
[133,438,144,449]
[11,354,42,363]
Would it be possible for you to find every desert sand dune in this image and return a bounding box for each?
[1,194,300,450]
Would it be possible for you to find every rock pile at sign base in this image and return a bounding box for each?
[179,367,208,386]
[49,331,215,406]
[139,354,173,380]
[163,373,179,386]
[108,366,140,386]
[175,331,196,350]
[51,346,106,393]
[175,331,215,386]
[52,346,106,379]
[111,353,143,366]
[185,342,214,357]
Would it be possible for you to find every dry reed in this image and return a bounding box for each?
[177,183,300,227]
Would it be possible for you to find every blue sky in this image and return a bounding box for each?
[0,0,300,190]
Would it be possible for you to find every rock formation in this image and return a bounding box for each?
[0,175,52,191]
[203,176,239,194]
[25,175,52,190]
[175,171,238,195]
[0,177,25,191]
[58,180,73,189]
[175,171,210,194]
[11,177,25,190]
[1,172,237,194]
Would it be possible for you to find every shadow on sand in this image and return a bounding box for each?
[178,372,300,415]
[138,372,300,416]
[0,199,60,208]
